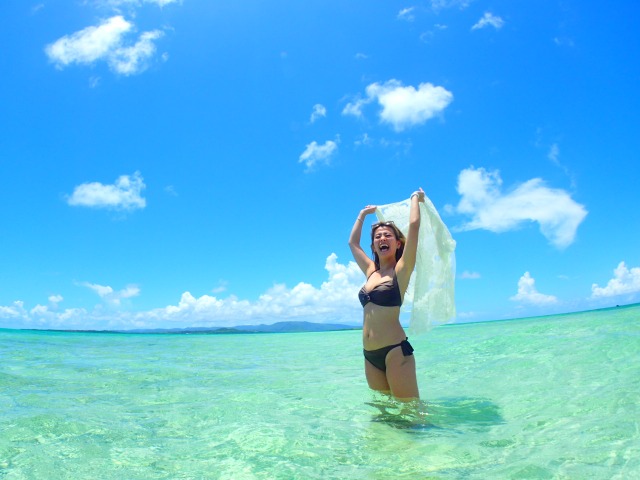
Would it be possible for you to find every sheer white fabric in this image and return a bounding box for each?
[376,196,456,334]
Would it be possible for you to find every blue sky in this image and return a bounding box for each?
[1,0,639,331]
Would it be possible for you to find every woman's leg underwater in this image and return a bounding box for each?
[364,359,390,393]
[385,347,419,401]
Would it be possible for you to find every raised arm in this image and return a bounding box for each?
[396,188,425,285]
[348,205,377,275]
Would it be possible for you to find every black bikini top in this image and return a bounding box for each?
[358,272,402,308]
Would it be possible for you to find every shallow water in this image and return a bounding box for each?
[1,305,639,479]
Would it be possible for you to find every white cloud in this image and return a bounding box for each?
[343,80,453,131]
[67,171,146,211]
[398,7,416,22]
[472,12,504,30]
[0,255,366,331]
[354,133,373,147]
[212,281,228,294]
[80,282,141,306]
[342,97,368,118]
[102,0,182,7]
[369,81,453,131]
[310,104,327,123]
[95,0,181,8]
[353,133,412,153]
[510,272,558,305]
[548,143,560,164]
[45,16,164,75]
[146,254,363,326]
[0,301,25,318]
[591,262,640,298]
[554,37,575,48]
[82,283,114,298]
[109,30,164,75]
[430,0,471,12]
[545,142,575,187]
[49,295,64,304]
[0,299,90,329]
[299,138,339,171]
[419,32,435,43]
[459,271,481,280]
[46,16,132,66]
[119,286,141,299]
[31,305,50,317]
[448,167,588,248]
[420,24,448,43]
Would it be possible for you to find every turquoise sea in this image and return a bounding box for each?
[1,305,639,479]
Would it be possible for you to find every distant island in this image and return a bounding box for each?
[119,321,360,335]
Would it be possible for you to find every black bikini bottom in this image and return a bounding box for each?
[363,338,414,372]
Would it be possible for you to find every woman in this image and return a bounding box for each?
[348,188,425,401]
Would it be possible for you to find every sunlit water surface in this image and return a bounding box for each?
[1,305,639,479]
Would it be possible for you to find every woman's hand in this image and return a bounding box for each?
[360,205,377,216]
[411,188,425,203]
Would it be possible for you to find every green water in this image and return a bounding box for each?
[1,305,639,479]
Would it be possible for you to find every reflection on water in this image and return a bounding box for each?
[428,397,504,430]
[366,393,503,433]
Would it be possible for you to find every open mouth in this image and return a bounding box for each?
[379,244,390,252]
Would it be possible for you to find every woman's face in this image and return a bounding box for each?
[372,226,401,257]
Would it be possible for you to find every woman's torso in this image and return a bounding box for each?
[359,271,407,350]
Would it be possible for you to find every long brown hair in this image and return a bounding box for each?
[370,221,406,270]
